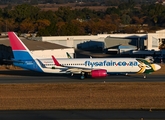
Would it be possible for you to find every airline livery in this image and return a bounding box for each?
[66,52,72,59]
[8,32,161,79]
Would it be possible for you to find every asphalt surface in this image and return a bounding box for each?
[0,110,165,120]
[0,70,165,83]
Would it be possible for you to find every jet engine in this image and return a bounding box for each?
[90,69,107,78]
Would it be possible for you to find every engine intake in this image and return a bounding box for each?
[91,69,107,78]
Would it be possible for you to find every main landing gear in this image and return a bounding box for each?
[81,75,85,80]
[81,72,85,80]
[70,72,86,79]
[81,72,88,80]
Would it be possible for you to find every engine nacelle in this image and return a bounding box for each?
[91,69,107,78]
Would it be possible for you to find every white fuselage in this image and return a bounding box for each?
[39,58,142,73]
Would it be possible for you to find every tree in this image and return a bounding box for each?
[20,18,35,33]
[9,4,40,22]
[142,4,165,26]
[123,26,138,33]
[55,6,76,22]
[121,14,131,24]
[132,16,145,25]
[0,18,5,32]
[106,7,120,15]
[36,19,51,31]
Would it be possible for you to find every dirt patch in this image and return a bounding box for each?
[0,83,165,110]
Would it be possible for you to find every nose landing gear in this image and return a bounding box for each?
[143,74,147,79]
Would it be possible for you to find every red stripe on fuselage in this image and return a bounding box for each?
[8,32,26,50]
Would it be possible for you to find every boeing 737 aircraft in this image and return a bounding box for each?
[8,32,161,79]
[66,52,72,59]
[66,52,92,59]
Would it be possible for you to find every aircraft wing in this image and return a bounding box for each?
[51,55,93,73]
[65,67,92,73]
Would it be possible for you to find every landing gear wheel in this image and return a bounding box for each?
[84,72,88,78]
[81,72,85,79]
[81,75,85,80]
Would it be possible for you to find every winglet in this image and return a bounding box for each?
[52,55,61,66]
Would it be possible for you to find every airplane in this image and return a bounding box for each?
[8,32,161,79]
[66,52,92,59]
[66,52,72,59]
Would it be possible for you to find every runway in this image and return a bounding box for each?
[0,70,165,83]
[1,70,165,119]
[1,110,165,120]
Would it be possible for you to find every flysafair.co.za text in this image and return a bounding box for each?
[84,60,138,67]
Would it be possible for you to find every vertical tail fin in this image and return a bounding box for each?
[8,32,33,60]
[66,52,72,59]
[8,32,43,72]
[8,32,28,51]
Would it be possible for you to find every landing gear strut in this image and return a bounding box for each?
[81,72,85,79]
[71,73,74,76]
[143,74,147,79]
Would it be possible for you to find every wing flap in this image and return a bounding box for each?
[66,68,92,73]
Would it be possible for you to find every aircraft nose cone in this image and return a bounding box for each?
[153,64,161,71]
